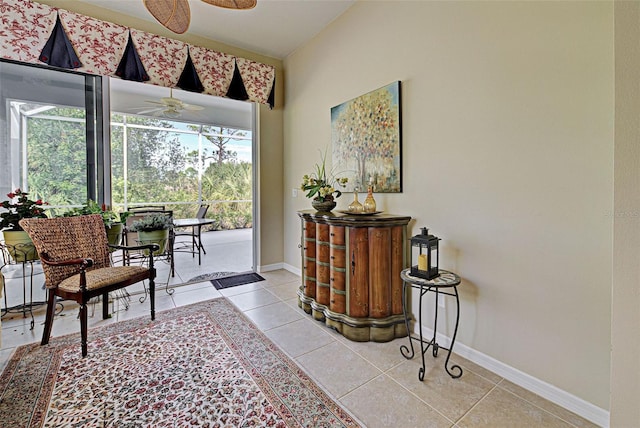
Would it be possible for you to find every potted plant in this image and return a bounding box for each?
[62,200,129,247]
[0,188,48,262]
[128,213,173,256]
[300,149,348,212]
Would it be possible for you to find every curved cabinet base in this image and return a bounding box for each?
[297,288,407,342]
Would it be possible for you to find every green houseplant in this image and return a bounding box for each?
[300,149,348,212]
[128,213,173,256]
[1,188,48,262]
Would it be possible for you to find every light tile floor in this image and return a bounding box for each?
[0,269,599,428]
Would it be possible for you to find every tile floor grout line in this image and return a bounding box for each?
[454,381,501,425]
[494,379,586,428]
[387,375,455,425]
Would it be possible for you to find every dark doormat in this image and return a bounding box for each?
[211,273,265,290]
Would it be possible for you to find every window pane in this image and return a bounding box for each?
[0,62,93,214]
[24,106,87,206]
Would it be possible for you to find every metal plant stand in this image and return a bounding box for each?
[400,268,463,380]
[1,243,44,330]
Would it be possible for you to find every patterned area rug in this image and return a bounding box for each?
[0,298,361,427]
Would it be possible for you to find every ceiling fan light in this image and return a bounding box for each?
[163,109,181,118]
[201,0,257,10]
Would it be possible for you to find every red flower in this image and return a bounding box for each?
[7,192,15,198]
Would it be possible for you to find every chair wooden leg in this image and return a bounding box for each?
[80,302,88,357]
[102,291,110,319]
[41,290,56,346]
[150,276,156,321]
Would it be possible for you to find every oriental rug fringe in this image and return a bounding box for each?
[0,298,360,428]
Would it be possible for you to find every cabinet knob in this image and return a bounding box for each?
[330,255,334,260]
[330,232,334,236]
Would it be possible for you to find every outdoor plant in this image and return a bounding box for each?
[129,213,173,232]
[62,200,127,228]
[300,149,348,202]
[0,188,49,231]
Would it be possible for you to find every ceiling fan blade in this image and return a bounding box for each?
[184,104,204,111]
[144,0,191,34]
[134,107,164,114]
[145,100,166,105]
[201,0,256,10]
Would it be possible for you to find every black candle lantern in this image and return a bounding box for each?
[410,227,440,280]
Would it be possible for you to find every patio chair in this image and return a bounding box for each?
[20,214,158,357]
[123,210,174,277]
[173,204,209,256]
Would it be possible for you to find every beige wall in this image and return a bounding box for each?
[38,0,285,268]
[611,1,640,425]
[284,0,613,412]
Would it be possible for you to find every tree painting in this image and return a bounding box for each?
[331,81,401,193]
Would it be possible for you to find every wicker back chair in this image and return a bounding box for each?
[20,214,158,357]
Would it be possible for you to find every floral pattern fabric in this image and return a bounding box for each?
[0,298,361,427]
[0,0,276,107]
[0,0,56,63]
[59,10,128,76]
[190,45,236,98]
[131,29,188,88]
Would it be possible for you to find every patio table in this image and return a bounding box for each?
[173,218,216,265]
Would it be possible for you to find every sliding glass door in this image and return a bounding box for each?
[0,60,256,274]
[0,60,103,211]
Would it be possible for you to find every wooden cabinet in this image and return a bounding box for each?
[298,211,411,342]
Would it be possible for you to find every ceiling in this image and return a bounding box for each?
[76,0,355,59]
[109,78,253,128]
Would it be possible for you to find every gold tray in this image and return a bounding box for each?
[337,210,383,216]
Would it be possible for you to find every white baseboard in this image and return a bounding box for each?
[419,325,610,428]
[283,263,301,277]
[257,262,285,273]
[276,263,609,426]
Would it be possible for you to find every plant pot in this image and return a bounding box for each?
[137,229,169,256]
[311,197,336,212]
[105,223,123,250]
[2,230,38,262]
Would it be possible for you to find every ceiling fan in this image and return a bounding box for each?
[143,0,257,34]
[134,88,205,118]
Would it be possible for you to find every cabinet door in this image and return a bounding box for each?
[348,227,369,317]
[368,227,392,318]
[391,225,405,315]
[316,223,330,305]
[330,225,346,314]
[303,220,316,298]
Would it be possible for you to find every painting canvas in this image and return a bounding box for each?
[331,81,401,193]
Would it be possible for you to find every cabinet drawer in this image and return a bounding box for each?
[304,221,316,239]
[316,223,329,242]
[330,246,345,268]
[330,287,346,314]
[330,269,345,291]
[329,225,345,245]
